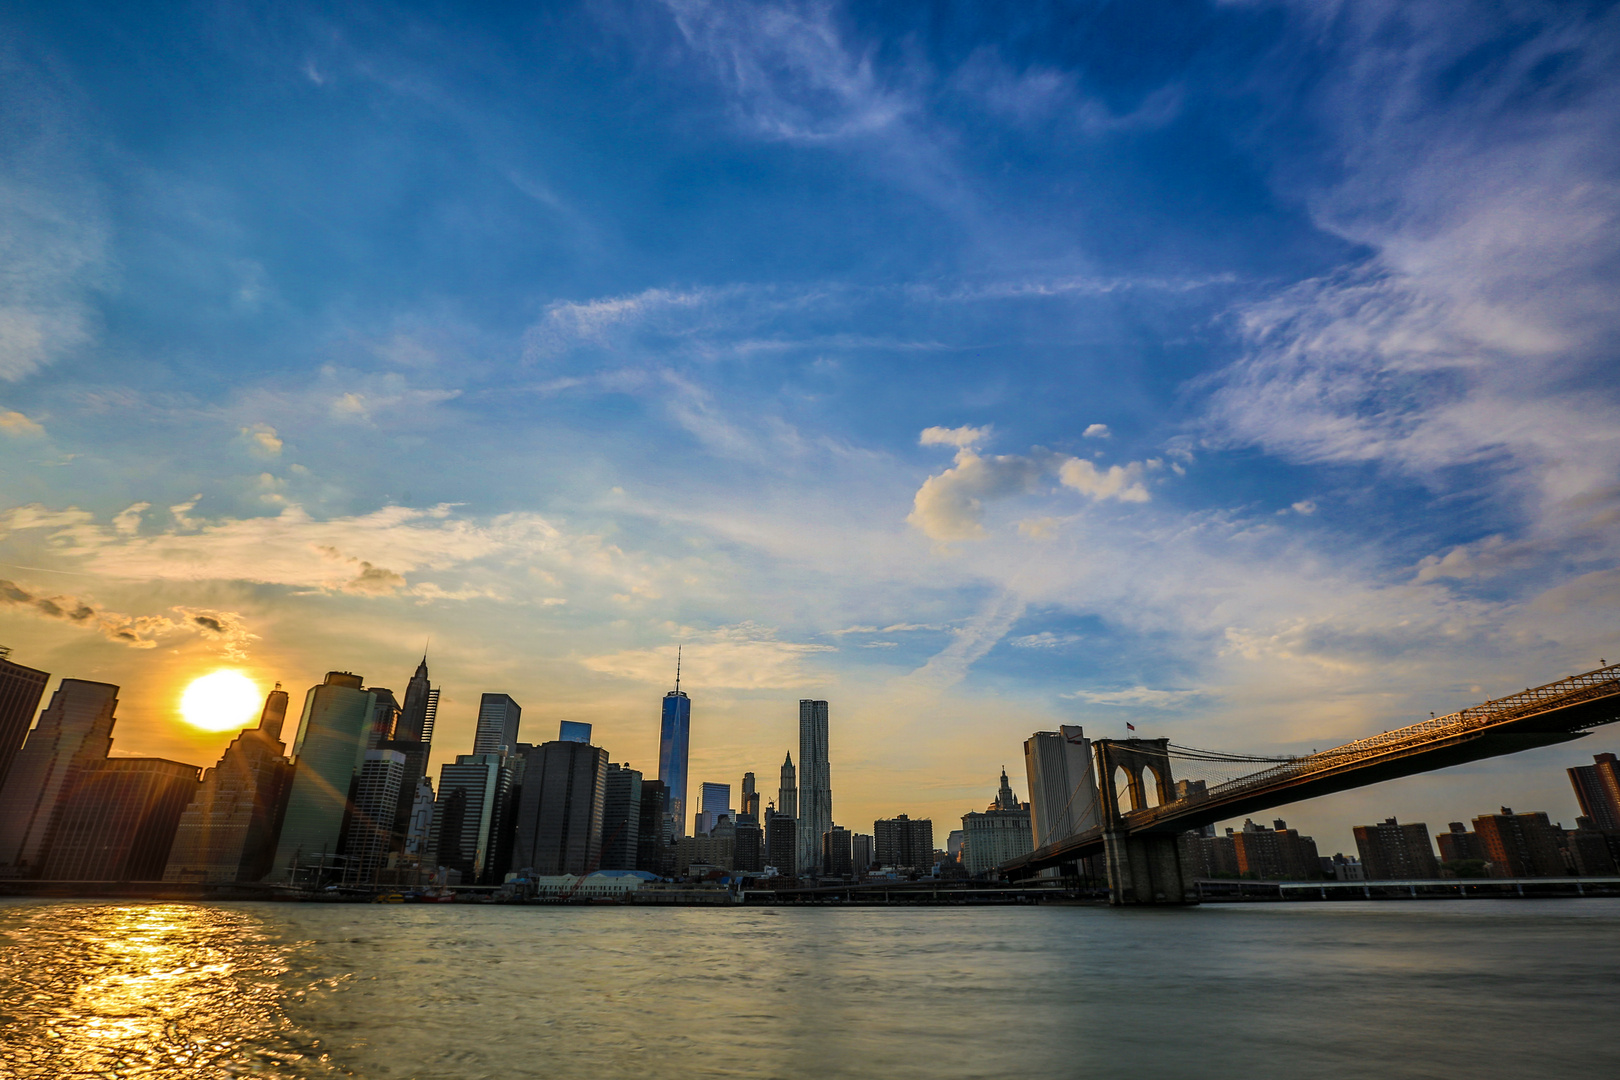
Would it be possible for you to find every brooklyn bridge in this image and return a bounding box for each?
[999,662,1620,904]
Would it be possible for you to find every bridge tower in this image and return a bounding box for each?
[1094,738,1197,906]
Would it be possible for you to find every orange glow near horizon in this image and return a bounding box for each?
[179,670,261,732]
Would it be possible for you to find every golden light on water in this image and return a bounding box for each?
[180,670,260,732]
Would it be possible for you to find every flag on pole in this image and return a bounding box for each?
[1126,722,1136,732]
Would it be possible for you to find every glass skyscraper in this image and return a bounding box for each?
[796,700,831,876]
[658,689,690,838]
[473,693,522,756]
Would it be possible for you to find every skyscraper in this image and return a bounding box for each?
[269,672,376,884]
[383,656,438,853]
[960,769,1032,877]
[1024,725,1100,849]
[164,687,294,883]
[558,721,592,744]
[427,752,511,884]
[600,762,643,870]
[0,679,118,876]
[696,781,731,835]
[1569,753,1620,831]
[822,825,853,877]
[796,700,831,876]
[765,809,796,875]
[874,815,934,871]
[658,655,691,839]
[41,756,201,881]
[474,694,523,756]
[636,779,668,874]
[778,752,796,819]
[1352,817,1439,880]
[511,739,609,875]
[741,771,758,820]
[345,749,408,882]
[0,648,49,792]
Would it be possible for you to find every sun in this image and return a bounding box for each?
[180,671,262,732]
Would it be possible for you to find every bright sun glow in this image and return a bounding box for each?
[180,671,261,732]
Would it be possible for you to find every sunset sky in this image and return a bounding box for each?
[2,0,1617,851]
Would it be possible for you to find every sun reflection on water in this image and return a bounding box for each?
[0,901,332,1079]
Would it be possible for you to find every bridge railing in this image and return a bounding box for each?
[1132,662,1620,826]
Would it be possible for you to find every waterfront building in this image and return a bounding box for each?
[766,809,797,875]
[269,672,376,884]
[1180,829,1242,879]
[734,814,764,872]
[796,700,831,876]
[1328,853,1366,881]
[658,670,692,839]
[1352,817,1439,880]
[0,679,118,875]
[696,781,731,835]
[0,648,49,793]
[636,779,668,873]
[404,776,435,854]
[511,739,608,875]
[673,827,733,874]
[1566,823,1618,875]
[1233,819,1321,880]
[164,687,294,882]
[382,656,437,855]
[474,694,523,756]
[1436,821,1486,863]
[1023,725,1100,849]
[1472,808,1567,877]
[41,756,201,881]
[960,769,1033,877]
[741,771,759,820]
[851,832,873,873]
[946,830,963,860]
[345,749,407,882]
[558,720,592,744]
[822,825,853,877]
[1568,752,1620,831]
[778,752,797,819]
[428,752,511,884]
[874,814,934,871]
[601,762,643,870]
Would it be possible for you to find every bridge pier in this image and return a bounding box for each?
[1101,829,1197,905]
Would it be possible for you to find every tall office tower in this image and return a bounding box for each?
[874,815,935,871]
[344,750,407,882]
[658,660,691,839]
[0,648,49,792]
[600,762,643,870]
[559,721,592,744]
[733,816,764,872]
[427,752,511,884]
[511,739,609,875]
[364,688,401,749]
[778,753,797,819]
[0,679,118,875]
[474,694,523,756]
[1352,817,1439,880]
[636,779,668,873]
[821,826,853,877]
[696,781,731,835]
[1024,725,1100,849]
[741,772,759,820]
[269,672,376,884]
[164,687,295,883]
[765,810,797,875]
[40,757,201,881]
[384,656,439,853]
[1569,753,1620,831]
[851,832,874,873]
[796,700,831,876]
[404,777,435,855]
[1472,808,1568,877]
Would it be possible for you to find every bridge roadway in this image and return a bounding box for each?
[1001,661,1620,880]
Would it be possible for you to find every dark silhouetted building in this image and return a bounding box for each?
[1473,808,1567,877]
[637,779,668,874]
[512,739,608,875]
[42,757,201,880]
[601,762,643,870]
[346,749,407,882]
[382,656,438,855]
[474,694,522,756]
[1353,817,1439,879]
[741,771,759,821]
[874,814,934,871]
[851,832,873,872]
[270,672,376,884]
[734,814,764,873]
[822,825,853,877]
[1567,823,1618,875]
[766,810,796,875]
[0,648,49,793]
[778,752,796,819]
[1233,819,1321,880]
[1568,753,1620,831]
[429,752,512,884]
[164,687,294,883]
[1436,822,1485,863]
[1181,827,1242,879]
[0,679,118,876]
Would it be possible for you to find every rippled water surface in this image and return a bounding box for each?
[2,897,1615,1079]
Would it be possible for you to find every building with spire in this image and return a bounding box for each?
[796,700,831,876]
[778,753,797,819]
[657,647,691,839]
[0,679,119,876]
[961,768,1033,877]
[382,655,438,853]
[164,686,295,882]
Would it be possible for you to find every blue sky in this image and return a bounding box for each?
[2,0,1618,849]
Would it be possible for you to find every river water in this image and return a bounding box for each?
[0,897,1614,1079]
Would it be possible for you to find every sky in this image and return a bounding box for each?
[1,0,1618,853]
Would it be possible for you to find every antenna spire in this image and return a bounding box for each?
[674,644,682,693]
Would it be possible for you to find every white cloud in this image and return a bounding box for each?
[919,424,991,449]
[1291,500,1316,515]
[1063,686,1201,708]
[241,423,283,457]
[1009,631,1080,649]
[908,446,1051,541]
[580,623,834,689]
[1082,423,1110,439]
[0,410,44,437]
[1057,458,1150,503]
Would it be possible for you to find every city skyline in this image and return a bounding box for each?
[2,0,1618,854]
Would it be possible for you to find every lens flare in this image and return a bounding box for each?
[180,670,260,732]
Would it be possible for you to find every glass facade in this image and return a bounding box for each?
[658,691,690,838]
[558,720,592,744]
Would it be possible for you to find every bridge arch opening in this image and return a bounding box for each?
[1140,766,1163,808]
[1113,766,1137,814]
